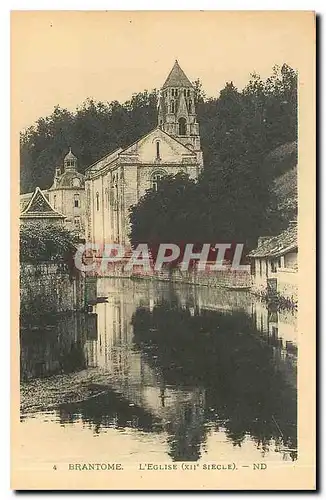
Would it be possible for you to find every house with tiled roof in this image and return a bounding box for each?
[248,221,298,301]
[20,186,66,228]
[20,190,49,212]
[20,149,86,238]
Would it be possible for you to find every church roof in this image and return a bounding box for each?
[20,187,65,219]
[64,148,77,161]
[121,126,197,156]
[86,126,197,177]
[162,60,193,89]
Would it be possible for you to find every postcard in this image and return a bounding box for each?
[11,10,316,490]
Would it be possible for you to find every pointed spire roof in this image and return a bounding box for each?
[64,147,77,162]
[20,187,65,219]
[162,60,193,89]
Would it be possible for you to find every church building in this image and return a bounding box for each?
[85,60,204,247]
[47,149,86,238]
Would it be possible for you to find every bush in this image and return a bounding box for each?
[20,223,77,263]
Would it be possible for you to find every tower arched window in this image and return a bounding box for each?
[96,192,100,211]
[65,159,76,168]
[178,117,187,136]
[151,170,166,191]
[188,99,192,113]
[171,101,175,113]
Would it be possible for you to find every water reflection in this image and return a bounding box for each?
[20,278,297,462]
[20,313,97,381]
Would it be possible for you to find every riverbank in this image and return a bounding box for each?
[20,368,117,415]
[92,262,252,291]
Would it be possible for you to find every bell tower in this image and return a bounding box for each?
[158,60,202,163]
[63,147,78,172]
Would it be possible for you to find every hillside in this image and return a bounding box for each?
[266,141,298,222]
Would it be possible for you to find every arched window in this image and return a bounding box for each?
[171,101,175,113]
[151,170,166,191]
[74,216,81,229]
[53,195,56,209]
[96,192,100,211]
[188,99,192,113]
[74,193,80,208]
[73,177,80,187]
[178,117,187,136]
[156,141,160,159]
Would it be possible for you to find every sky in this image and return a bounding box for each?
[11,11,314,131]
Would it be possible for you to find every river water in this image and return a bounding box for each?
[19,278,297,468]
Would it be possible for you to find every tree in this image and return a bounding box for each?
[20,224,77,263]
[129,173,198,252]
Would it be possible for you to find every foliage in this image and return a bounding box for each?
[261,291,298,311]
[129,173,198,247]
[20,224,77,263]
[20,91,158,193]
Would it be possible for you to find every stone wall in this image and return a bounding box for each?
[88,260,252,290]
[20,262,88,315]
[155,266,251,289]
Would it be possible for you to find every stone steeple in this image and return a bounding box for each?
[162,60,193,89]
[158,60,202,161]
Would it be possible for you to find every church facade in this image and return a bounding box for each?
[85,60,203,247]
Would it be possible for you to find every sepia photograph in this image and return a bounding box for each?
[11,10,316,491]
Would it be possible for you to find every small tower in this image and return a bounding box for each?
[48,148,86,238]
[64,148,78,172]
[158,60,202,158]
